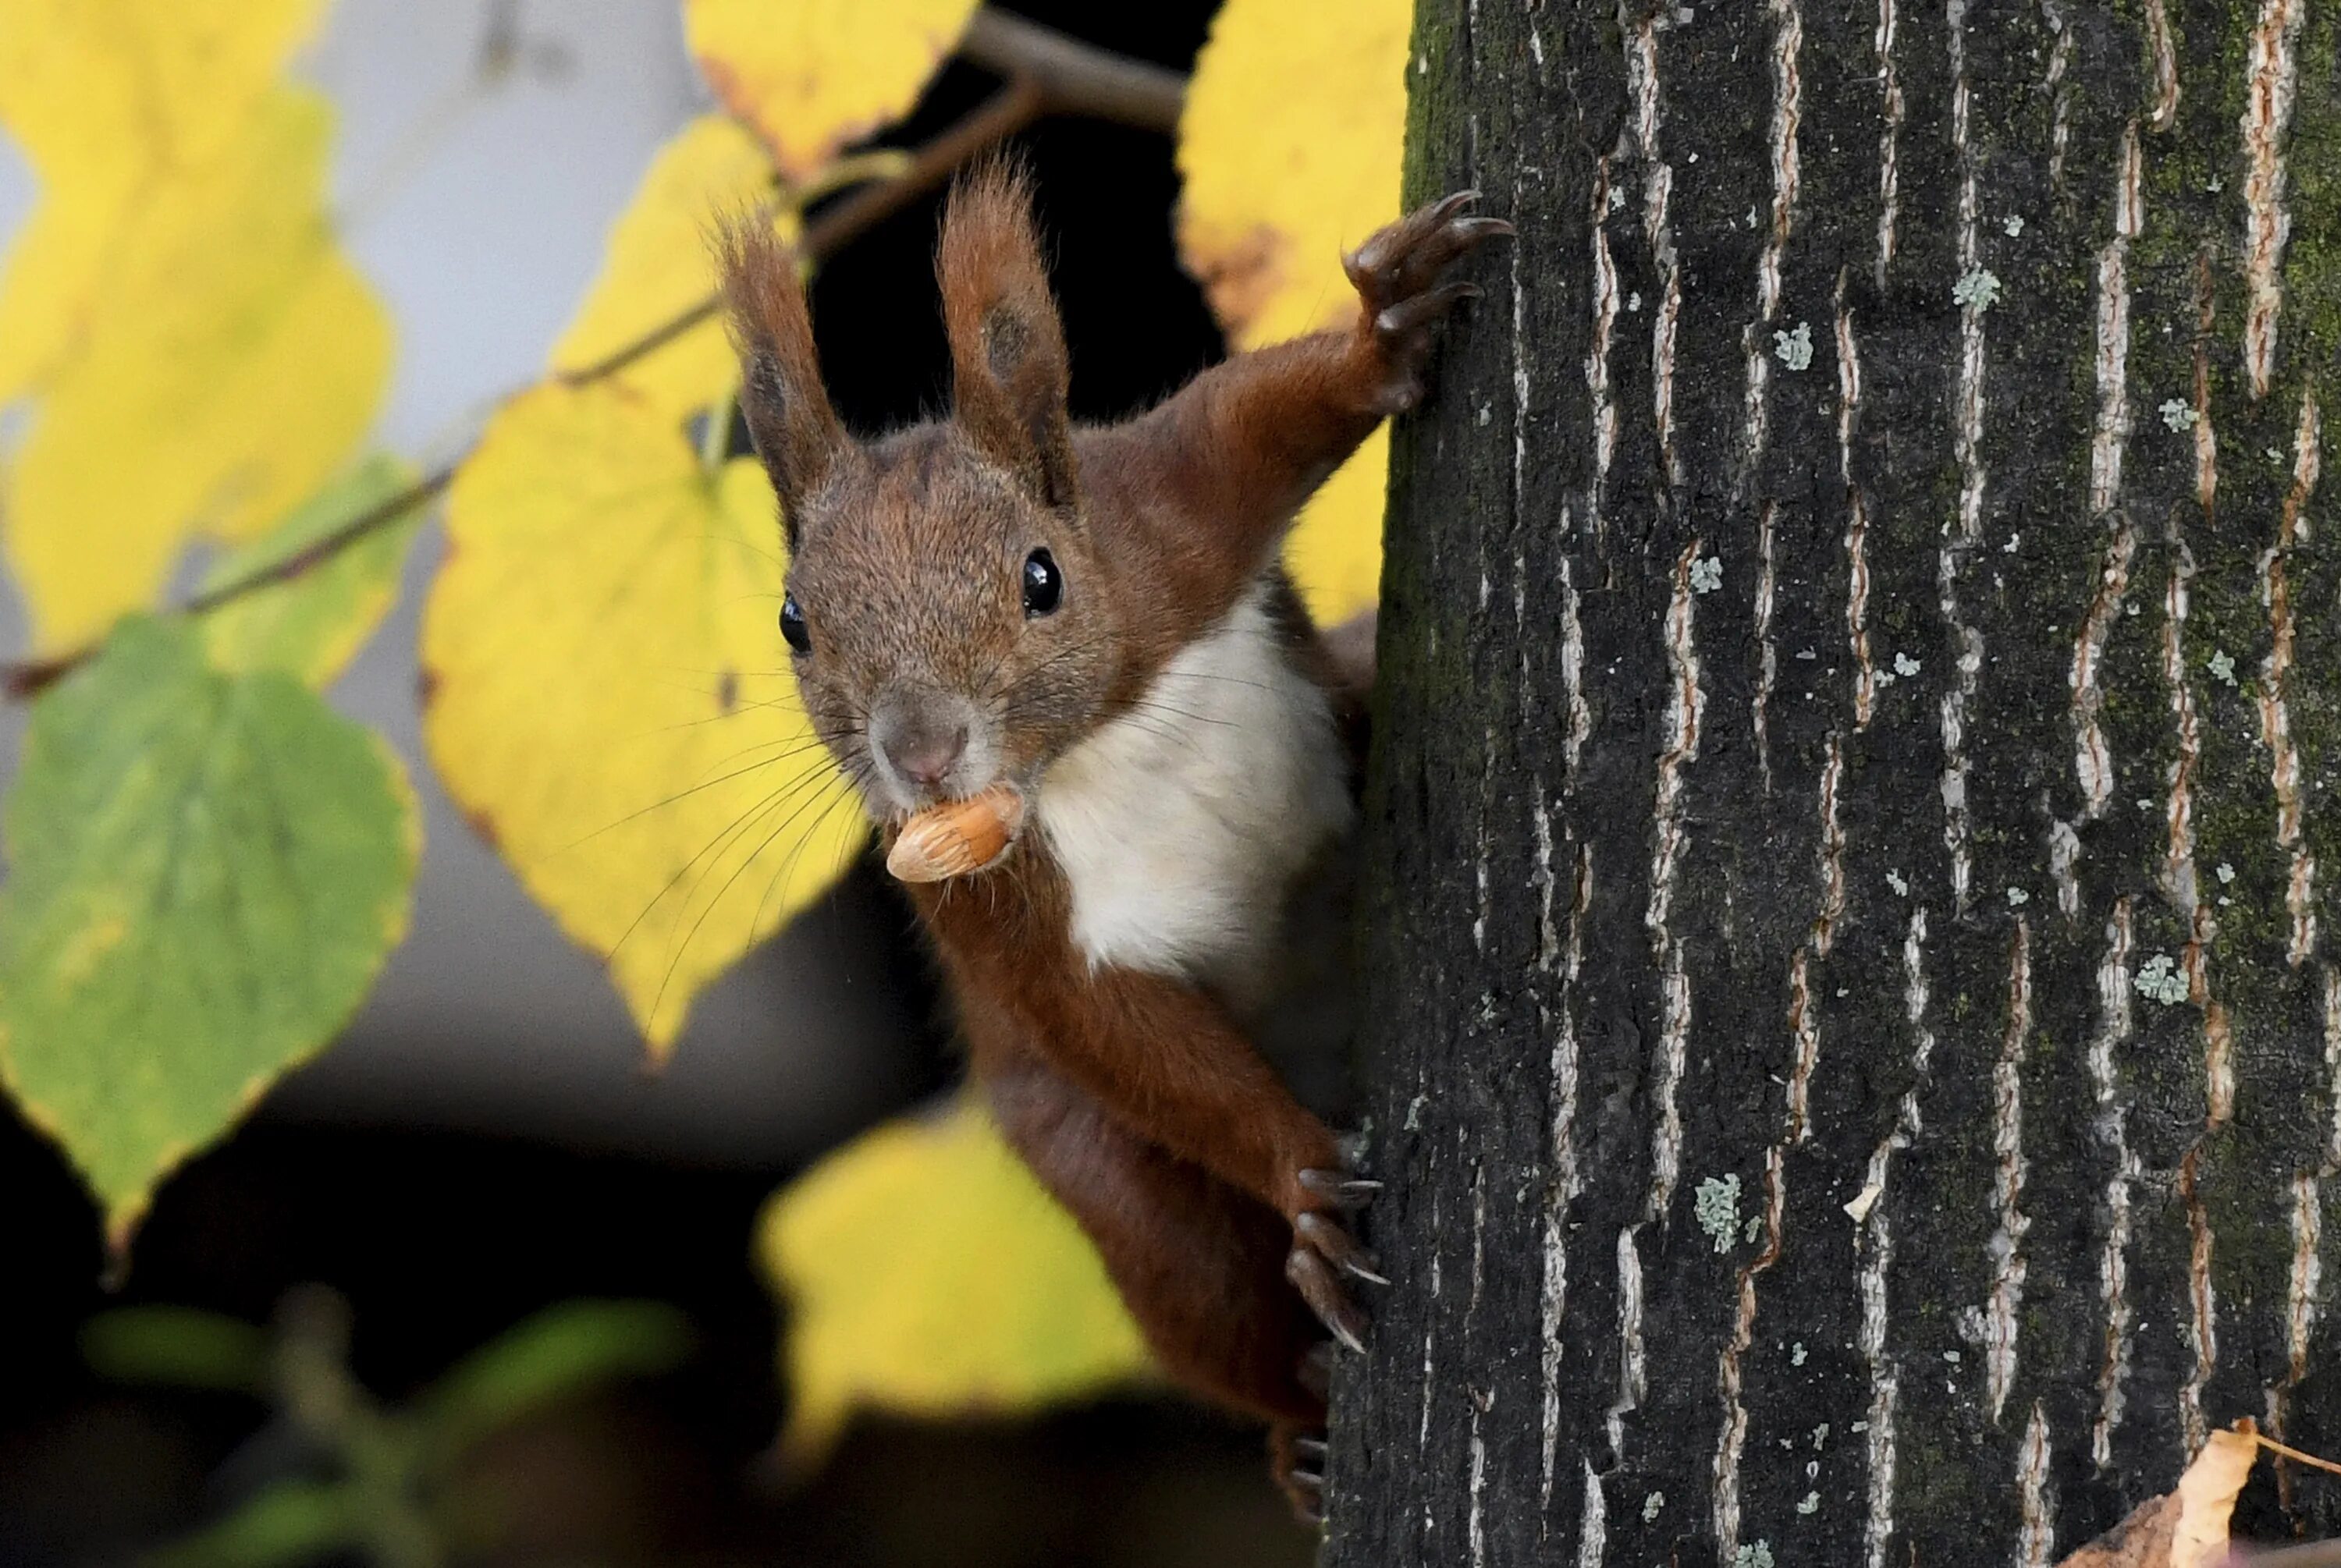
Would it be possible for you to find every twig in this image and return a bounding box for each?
[1,8,1183,701]
[957,9,1185,130]
[2251,1431,2341,1481]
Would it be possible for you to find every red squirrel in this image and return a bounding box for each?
[719,161,1505,1517]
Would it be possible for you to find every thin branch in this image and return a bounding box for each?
[957,9,1185,130]
[1,8,1185,701]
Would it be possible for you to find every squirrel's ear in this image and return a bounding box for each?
[936,161,1078,512]
[717,215,847,547]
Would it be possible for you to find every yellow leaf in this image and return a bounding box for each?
[1283,426,1391,625]
[1174,0,1411,626]
[684,0,982,183]
[422,381,865,1052]
[550,113,789,420]
[1,87,392,652]
[759,1097,1151,1463]
[0,0,327,398]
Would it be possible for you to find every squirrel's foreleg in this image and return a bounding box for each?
[981,1043,1328,1424]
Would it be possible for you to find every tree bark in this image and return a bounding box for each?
[1329,2,2341,1564]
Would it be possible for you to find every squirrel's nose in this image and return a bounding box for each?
[876,711,968,790]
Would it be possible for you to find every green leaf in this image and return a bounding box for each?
[420,1299,691,1459]
[198,454,425,689]
[142,1479,356,1568]
[81,1306,269,1393]
[0,618,421,1246]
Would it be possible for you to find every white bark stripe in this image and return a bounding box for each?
[2164,554,2204,907]
[1606,1224,1647,1463]
[1511,213,1531,511]
[2088,125,2141,518]
[1941,0,1987,912]
[1815,735,1847,961]
[1760,0,1800,324]
[1861,907,1937,1568]
[1950,4,1985,549]
[1468,1404,1489,1568]
[2194,254,2220,515]
[2052,821,2083,919]
[2261,391,2321,965]
[1589,159,1620,537]
[2241,0,2305,400]
[1713,1144,1786,1563]
[1422,1190,1443,1449]
[1839,287,1877,730]
[1875,0,1903,285]
[1788,946,1820,1143]
[1987,919,2034,1422]
[1629,21,1682,483]
[1561,558,1590,772]
[1576,1458,1608,1568]
[2158,527,2238,1130]
[2091,899,2140,1469]
[2071,522,2137,823]
[2017,1403,2055,1568]
[1738,0,1803,477]
[2188,900,2238,1130]
[1860,1136,1902,1568]
[2326,966,2341,1170]
[1646,542,1705,1211]
[2147,0,2179,130]
[1540,849,1591,1506]
[1757,502,1780,787]
[2179,1149,2219,1453]
[2277,1172,2322,1430]
[2046,27,2075,188]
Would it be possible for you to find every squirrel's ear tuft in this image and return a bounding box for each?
[716,213,847,547]
[936,158,1078,513]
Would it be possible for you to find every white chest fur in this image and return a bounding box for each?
[1036,580,1354,1006]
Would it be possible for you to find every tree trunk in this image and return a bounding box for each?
[1328,1,2341,1563]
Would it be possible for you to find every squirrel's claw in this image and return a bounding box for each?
[1342,190,1512,305]
[1271,1427,1330,1527]
[1376,280,1481,340]
[1287,1474,1325,1527]
[1288,1169,1384,1340]
[1342,189,1512,415]
[1287,1247,1369,1353]
[1297,1211,1388,1286]
[1298,1168,1383,1208]
[1342,189,1487,289]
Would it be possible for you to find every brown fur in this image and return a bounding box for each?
[718,164,1504,1509]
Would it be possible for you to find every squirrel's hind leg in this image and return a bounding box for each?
[1270,1424,1331,1525]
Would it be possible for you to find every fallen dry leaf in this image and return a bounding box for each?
[2056,1424,2258,1568]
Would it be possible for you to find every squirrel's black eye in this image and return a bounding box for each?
[1021,548,1062,617]
[779,593,811,654]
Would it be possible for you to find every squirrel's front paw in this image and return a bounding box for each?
[1285,1168,1387,1353]
[1343,190,1513,415]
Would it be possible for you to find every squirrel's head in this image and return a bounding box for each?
[719,161,1118,820]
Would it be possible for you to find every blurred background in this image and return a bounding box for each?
[0,2,1317,1561]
